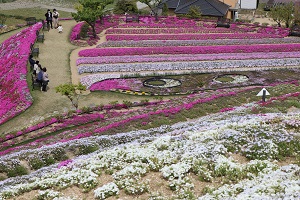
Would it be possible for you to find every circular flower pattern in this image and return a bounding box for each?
[143,78,181,88]
[214,74,249,84]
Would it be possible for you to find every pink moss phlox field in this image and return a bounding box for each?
[78,44,300,57]
[58,159,73,168]
[0,113,105,145]
[0,23,42,125]
[76,51,300,65]
[70,21,85,43]
[259,91,300,106]
[90,80,130,91]
[2,80,299,155]
[106,32,287,41]
[105,27,239,34]
[0,87,251,155]
[70,17,120,46]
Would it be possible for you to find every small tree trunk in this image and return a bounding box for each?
[72,99,78,109]
[155,13,159,21]
[87,22,97,38]
[91,25,97,38]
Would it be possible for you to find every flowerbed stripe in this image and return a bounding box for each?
[97,38,300,48]
[105,33,288,41]
[78,44,300,57]
[77,58,300,75]
[0,23,42,125]
[105,28,239,34]
[76,52,300,65]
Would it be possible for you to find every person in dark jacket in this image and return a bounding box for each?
[45,9,53,29]
[29,55,35,71]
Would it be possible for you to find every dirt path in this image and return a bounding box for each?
[70,29,107,87]
[0,20,78,134]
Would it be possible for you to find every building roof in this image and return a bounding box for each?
[159,0,229,17]
[160,0,181,9]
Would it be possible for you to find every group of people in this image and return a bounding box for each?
[45,8,63,33]
[29,55,50,92]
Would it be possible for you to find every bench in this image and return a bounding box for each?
[31,74,41,90]
[216,19,230,28]
[289,24,300,37]
[36,30,44,42]
[42,20,48,31]
[25,17,37,26]
[126,15,139,23]
[30,43,39,57]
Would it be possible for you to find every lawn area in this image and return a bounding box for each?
[0,8,73,22]
[0,12,299,200]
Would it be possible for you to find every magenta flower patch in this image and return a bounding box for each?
[0,23,42,125]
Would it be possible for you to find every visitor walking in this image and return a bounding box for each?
[52,9,59,29]
[45,9,53,29]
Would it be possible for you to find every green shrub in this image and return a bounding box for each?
[186,5,202,19]
[77,144,99,155]
[7,165,28,177]
[0,175,6,181]
[122,100,133,108]
[51,148,68,161]
[202,186,215,195]
[140,99,149,104]
[0,162,7,173]
[29,158,44,170]
[44,156,56,166]
[262,22,269,26]
[162,3,168,16]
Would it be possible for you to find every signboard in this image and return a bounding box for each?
[256,88,270,96]
[257,88,270,102]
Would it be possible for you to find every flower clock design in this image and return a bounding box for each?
[143,77,181,88]
[214,74,249,84]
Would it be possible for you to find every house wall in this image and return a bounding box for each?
[222,0,238,8]
[225,12,232,19]
[239,0,258,9]
[219,0,238,19]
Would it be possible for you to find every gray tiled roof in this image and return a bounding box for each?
[160,0,181,9]
[174,0,229,17]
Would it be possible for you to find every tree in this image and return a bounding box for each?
[114,0,138,14]
[139,0,162,21]
[72,0,113,38]
[269,2,294,28]
[55,83,86,110]
[162,3,168,16]
[186,5,202,19]
[294,3,300,24]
